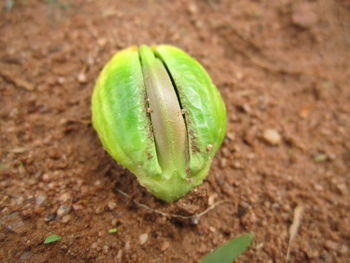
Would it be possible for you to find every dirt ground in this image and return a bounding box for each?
[1,0,349,262]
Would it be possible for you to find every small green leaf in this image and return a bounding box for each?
[314,153,327,163]
[199,232,254,263]
[44,234,61,244]
[108,228,118,234]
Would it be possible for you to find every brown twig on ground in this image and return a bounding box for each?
[116,189,231,224]
[286,205,304,261]
[0,69,34,91]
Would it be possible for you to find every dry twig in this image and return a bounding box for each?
[286,205,304,261]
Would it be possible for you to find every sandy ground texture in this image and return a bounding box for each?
[1,0,349,262]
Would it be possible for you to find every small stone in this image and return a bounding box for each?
[339,245,348,254]
[58,193,71,202]
[324,240,338,251]
[98,38,107,47]
[233,161,243,169]
[61,215,71,223]
[188,3,198,14]
[219,158,227,168]
[45,213,57,222]
[226,132,235,140]
[314,184,324,191]
[262,129,282,145]
[103,245,109,254]
[307,249,320,258]
[206,144,213,151]
[57,205,71,217]
[57,76,65,85]
[235,71,243,80]
[238,104,251,114]
[77,72,87,83]
[42,173,51,182]
[95,206,104,214]
[161,241,170,251]
[48,182,56,189]
[107,201,117,210]
[35,194,47,206]
[15,196,24,206]
[111,218,118,226]
[91,242,98,249]
[72,204,83,211]
[139,233,148,245]
[208,193,217,206]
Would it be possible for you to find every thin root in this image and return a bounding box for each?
[116,189,231,223]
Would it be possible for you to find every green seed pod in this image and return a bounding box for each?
[92,45,226,202]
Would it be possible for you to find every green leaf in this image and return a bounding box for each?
[108,228,118,234]
[44,234,61,244]
[199,232,254,263]
[314,154,327,163]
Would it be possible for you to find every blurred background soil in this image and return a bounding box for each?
[0,0,349,262]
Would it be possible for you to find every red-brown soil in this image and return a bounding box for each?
[1,0,349,262]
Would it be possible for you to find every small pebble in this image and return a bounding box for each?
[77,72,87,83]
[95,206,104,214]
[35,194,47,206]
[188,3,198,14]
[219,158,227,168]
[139,233,148,245]
[91,242,98,249]
[314,184,324,191]
[58,193,71,202]
[72,204,83,211]
[103,245,109,254]
[42,173,51,182]
[208,193,217,206]
[98,38,107,47]
[233,161,243,169]
[61,215,71,223]
[45,213,57,222]
[57,76,65,85]
[160,241,170,251]
[57,205,71,217]
[262,129,282,145]
[107,201,117,210]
